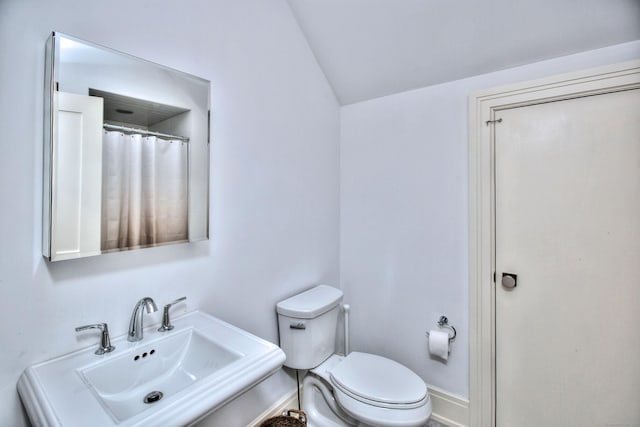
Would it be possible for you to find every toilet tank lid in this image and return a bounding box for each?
[276,285,343,318]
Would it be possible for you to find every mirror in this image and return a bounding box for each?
[43,32,210,261]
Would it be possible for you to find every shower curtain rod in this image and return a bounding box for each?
[103,123,190,142]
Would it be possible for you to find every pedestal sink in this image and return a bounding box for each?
[17,311,286,426]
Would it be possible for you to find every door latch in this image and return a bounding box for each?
[501,272,517,289]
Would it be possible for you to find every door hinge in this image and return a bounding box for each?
[493,271,496,283]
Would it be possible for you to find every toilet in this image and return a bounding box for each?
[277,285,432,427]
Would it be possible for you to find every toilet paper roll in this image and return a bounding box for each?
[428,330,450,360]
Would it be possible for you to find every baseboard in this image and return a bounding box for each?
[428,386,469,427]
[247,389,299,427]
[248,386,468,427]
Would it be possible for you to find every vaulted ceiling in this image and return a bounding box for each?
[287,0,640,104]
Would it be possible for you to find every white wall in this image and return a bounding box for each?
[0,1,339,426]
[340,41,640,399]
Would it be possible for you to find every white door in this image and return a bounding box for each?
[51,91,103,261]
[495,89,640,427]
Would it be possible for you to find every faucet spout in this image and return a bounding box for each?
[128,297,158,342]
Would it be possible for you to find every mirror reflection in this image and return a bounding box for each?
[43,32,210,261]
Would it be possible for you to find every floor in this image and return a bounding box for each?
[426,419,448,427]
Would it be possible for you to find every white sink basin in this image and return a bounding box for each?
[18,311,286,426]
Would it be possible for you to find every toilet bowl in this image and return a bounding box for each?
[276,286,432,427]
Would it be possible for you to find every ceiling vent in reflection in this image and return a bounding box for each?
[89,88,189,128]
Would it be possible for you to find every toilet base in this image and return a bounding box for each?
[302,374,359,427]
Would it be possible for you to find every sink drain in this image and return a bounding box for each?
[143,390,163,404]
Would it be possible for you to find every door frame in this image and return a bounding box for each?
[468,60,640,427]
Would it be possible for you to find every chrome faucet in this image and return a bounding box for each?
[128,297,158,342]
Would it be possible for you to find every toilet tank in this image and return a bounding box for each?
[276,285,343,369]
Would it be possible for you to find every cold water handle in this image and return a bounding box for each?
[158,296,187,332]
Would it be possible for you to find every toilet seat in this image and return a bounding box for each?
[332,386,431,427]
[327,352,431,427]
[330,352,428,409]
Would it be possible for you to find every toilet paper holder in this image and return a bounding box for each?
[425,315,457,343]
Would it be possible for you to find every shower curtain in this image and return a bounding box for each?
[101,131,188,251]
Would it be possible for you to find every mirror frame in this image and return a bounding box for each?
[43,32,210,261]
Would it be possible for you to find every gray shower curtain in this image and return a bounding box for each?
[101,131,188,251]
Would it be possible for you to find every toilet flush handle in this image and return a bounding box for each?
[290,322,306,330]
